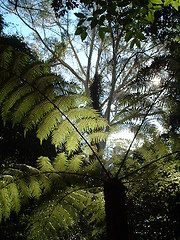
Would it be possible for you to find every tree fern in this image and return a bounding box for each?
[0,45,108,154]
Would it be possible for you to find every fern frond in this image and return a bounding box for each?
[85,191,106,237]
[12,52,29,76]
[0,76,20,106]
[36,109,62,142]
[1,83,32,121]
[65,131,81,154]
[0,187,11,220]
[0,163,51,222]
[26,189,93,240]
[0,46,108,154]
[12,91,41,125]
[67,107,99,121]
[0,45,13,69]
[88,132,109,144]
[28,176,42,200]
[53,153,67,172]
[67,155,83,172]
[8,181,21,214]
[37,156,54,173]
[22,62,49,83]
[23,100,55,134]
[51,120,73,148]
[84,159,101,173]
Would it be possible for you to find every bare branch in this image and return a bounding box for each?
[15,10,85,85]
[86,28,96,89]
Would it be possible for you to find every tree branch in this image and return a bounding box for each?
[16,10,85,85]
[86,28,96,91]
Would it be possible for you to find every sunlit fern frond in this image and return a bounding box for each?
[0,165,41,221]
[26,188,94,240]
[0,148,104,224]
[0,46,108,154]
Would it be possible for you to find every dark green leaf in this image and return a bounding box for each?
[100,27,112,33]
[125,30,133,42]
[91,19,98,29]
[99,15,105,24]
[77,19,86,26]
[135,38,141,48]
[99,28,105,40]
[93,8,106,17]
[136,31,146,40]
[81,30,88,41]
[74,12,86,19]
[87,17,93,21]
[130,38,136,49]
[75,27,83,35]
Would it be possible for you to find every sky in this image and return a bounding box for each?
[0,6,163,154]
[2,10,30,36]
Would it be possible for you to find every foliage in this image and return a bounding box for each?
[0,42,179,238]
[0,3,179,239]
[0,45,108,154]
[1,0,173,131]
[0,43,109,237]
[51,0,180,43]
[136,41,180,139]
[109,136,180,239]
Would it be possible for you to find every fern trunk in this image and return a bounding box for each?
[104,178,130,240]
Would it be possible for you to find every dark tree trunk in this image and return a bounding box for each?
[104,178,129,240]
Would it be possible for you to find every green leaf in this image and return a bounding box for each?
[99,28,105,40]
[91,19,98,29]
[74,12,86,18]
[135,38,141,48]
[75,27,83,35]
[136,30,146,40]
[99,15,106,24]
[150,0,163,4]
[164,0,172,5]
[145,10,155,23]
[153,5,163,9]
[101,27,112,33]
[81,29,88,41]
[171,0,179,10]
[125,30,133,42]
[93,8,106,17]
[77,18,86,26]
[130,38,136,49]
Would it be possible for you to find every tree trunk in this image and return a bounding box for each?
[104,178,129,240]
